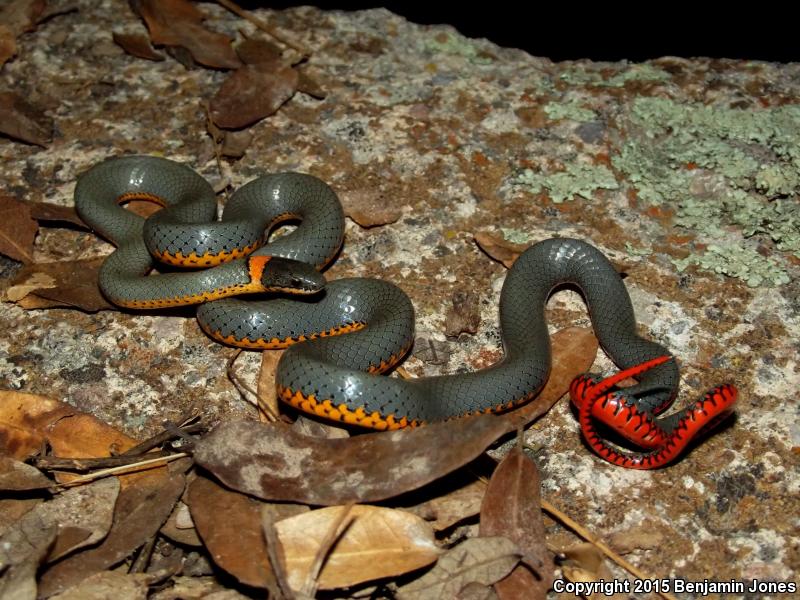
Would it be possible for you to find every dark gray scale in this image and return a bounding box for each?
[143,172,342,264]
[74,155,345,307]
[273,239,679,423]
[225,174,345,267]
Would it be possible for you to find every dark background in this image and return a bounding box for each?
[246,2,797,63]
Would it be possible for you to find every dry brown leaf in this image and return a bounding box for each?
[444,290,481,338]
[5,270,54,301]
[274,504,439,591]
[296,66,327,99]
[160,500,202,547]
[457,581,499,600]
[0,477,119,564]
[26,201,87,228]
[0,497,41,534]
[256,349,283,420]
[0,193,37,263]
[112,31,165,61]
[186,474,277,591]
[474,231,528,269]
[0,516,56,600]
[210,63,298,129]
[149,576,247,600]
[49,571,154,600]
[235,36,282,65]
[397,536,521,600]
[0,0,46,67]
[7,258,113,311]
[132,0,241,69]
[0,90,52,146]
[194,415,511,505]
[607,524,664,554]
[340,189,403,228]
[0,390,158,486]
[480,446,552,600]
[406,478,486,532]
[37,467,185,597]
[220,129,253,158]
[0,25,15,67]
[0,455,52,490]
[500,327,598,428]
[0,390,136,461]
[560,542,628,599]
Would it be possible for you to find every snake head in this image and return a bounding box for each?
[251,256,326,294]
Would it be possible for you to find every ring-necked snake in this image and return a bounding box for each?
[75,155,738,469]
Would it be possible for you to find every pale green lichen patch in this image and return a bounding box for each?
[624,242,653,256]
[499,227,535,244]
[512,162,619,203]
[559,63,671,87]
[673,244,791,288]
[612,97,800,285]
[544,100,597,122]
[423,31,492,64]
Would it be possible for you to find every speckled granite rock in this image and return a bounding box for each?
[0,1,797,592]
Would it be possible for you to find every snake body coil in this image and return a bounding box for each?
[75,155,737,469]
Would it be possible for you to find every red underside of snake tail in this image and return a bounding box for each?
[570,358,738,469]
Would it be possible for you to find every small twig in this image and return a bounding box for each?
[216,0,311,57]
[262,507,296,600]
[33,450,174,472]
[130,534,158,573]
[395,365,414,380]
[227,349,283,423]
[120,422,203,457]
[55,453,190,488]
[302,503,356,598]
[226,349,258,403]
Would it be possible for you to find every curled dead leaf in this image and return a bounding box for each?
[0,390,163,487]
[480,446,553,599]
[256,349,283,421]
[0,90,53,146]
[26,201,87,228]
[397,536,520,600]
[49,571,155,600]
[37,467,185,597]
[473,231,528,269]
[274,505,439,591]
[0,456,52,490]
[132,0,241,69]
[186,474,277,591]
[0,193,37,263]
[20,477,119,562]
[444,290,481,338]
[160,501,202,548]
[341,189,403,228]
[194,415,511,505]
[210,63,298,129]
[7,258,113,312]
[406,478,486,532]
[112,31,165,61]
[0,0,47,67]
[0,518,56,600]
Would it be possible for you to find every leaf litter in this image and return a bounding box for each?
[0,320,639,598]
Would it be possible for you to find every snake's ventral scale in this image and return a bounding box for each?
[75,155,738,469]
